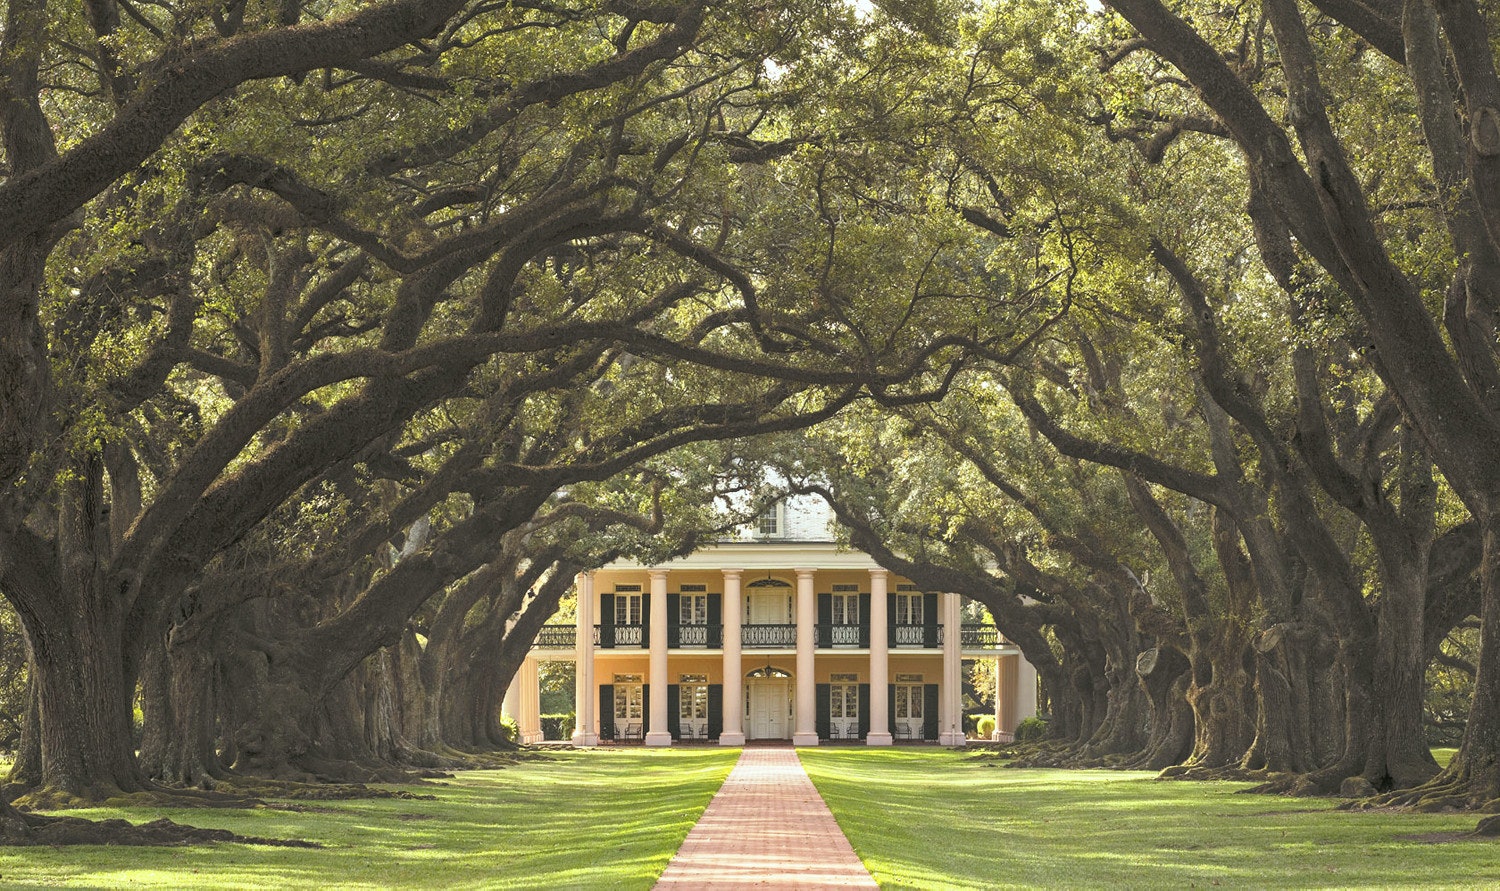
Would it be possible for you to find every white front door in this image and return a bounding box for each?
[748,681,789,739]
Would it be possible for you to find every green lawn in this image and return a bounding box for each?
[5,747,1495,889]
[800,747,1499,890]
[0,748,738,890]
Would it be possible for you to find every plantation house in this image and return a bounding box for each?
[510,497,1037,746]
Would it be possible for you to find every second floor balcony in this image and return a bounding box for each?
[742,623,797,647]
[532,621,1008,652]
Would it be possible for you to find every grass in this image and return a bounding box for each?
[3,746,1492,889]
[0,748,738,890]
[800,747,1500,890]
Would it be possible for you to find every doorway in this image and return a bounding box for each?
[744,665,793,740]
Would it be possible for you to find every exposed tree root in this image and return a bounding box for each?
[1157,764,1278,784]
[0,795,316,848]
[207,778,439,801]
[15,786,265,812]
[1,814,321,848]
[1360,777,1494,812]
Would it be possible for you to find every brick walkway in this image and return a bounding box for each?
[654,747,878,889]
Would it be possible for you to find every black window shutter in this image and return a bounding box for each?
[599,685,615,740]
[599,594,615,648]
[643,684,651,734]
[708,684,724,740]
[817,593,832,647]
[887,684,897,735]
[641,593,651,649]
[667,685,681,739]
[707,594,722,648]
[667,593,680,648]
[858,593,871,647]
[923,592,939,647]
[887,593,897,644]
[816,683,831,739]
[858,684,871,739]
[924,684,940,740]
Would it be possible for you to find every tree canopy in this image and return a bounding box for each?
[3,0,1500,842]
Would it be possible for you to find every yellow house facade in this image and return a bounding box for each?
[515,499,1038,746]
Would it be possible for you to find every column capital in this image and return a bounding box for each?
[721,568,743,581]
[869,567,889,579]
[648,568,669,582]
[794,567,817,579]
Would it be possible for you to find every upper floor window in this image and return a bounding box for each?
[896,592,924,625]
[615,591,643,625]
[831,593,859,625]
[757,502,780,536]
[679,592,708,625]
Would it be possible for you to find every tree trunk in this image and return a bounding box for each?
[29,620,143,799]
[1130,646,1194,769]
[8,672,40,787]
[1391,518,1500,807]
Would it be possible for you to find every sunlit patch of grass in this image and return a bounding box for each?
[1433,747,1458,768]
[0,748,738,889]
[801,748,1499,890]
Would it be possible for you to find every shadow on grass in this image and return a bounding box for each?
[800,748,1500,890]
[0,748,739,890]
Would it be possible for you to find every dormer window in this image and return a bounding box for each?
[757,502,780,536]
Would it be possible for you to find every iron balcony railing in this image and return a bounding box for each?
[893,623,932,647]
[536,625,576,648]
[742,623,797,647]
[961,624,1002,648]
[540,621,1001,650]
[613,624,644,647]
[669,623,722,647]
[815,623,865,647]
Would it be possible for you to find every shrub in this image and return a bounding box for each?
[1015,715,1048,742]
[975,715,997,739]
[499,715,519,744]
[541,713,575,741]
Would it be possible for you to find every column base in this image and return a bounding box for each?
[939,731,967,747]
[718,731,746,746]
[792,732,821,746]
[644,731,674,747]
[865,732,894,746]
[521,731,545,745]
[570,731,599,747]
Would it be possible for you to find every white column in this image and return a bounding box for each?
[867,569,893,745]
[519,656,544,744]
[792,568,819,746]
[939,592,966,746]
[502,672,521,726]
[720,569,746,746]
[996,651,1008,735]
[998,654,1018,734]
[571,571,598,746]
[1016,653,1039,724]
[645,568,673,746]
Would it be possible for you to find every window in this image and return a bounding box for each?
[831,592,859,625]
[896,592,923,625]
[757,503,780,535]
[830,683,859,719]
[894,684,923,719]
[679,593,708,625]
[614,684,643,720]
[680,685,708,720]
[615,592,642,625]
